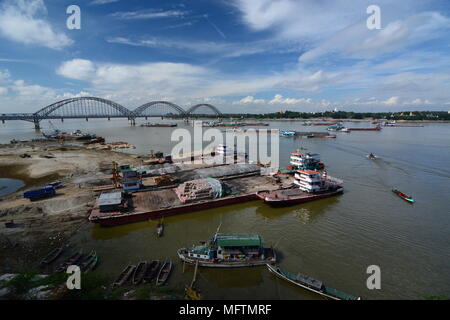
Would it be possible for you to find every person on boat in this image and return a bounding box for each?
[369,153,375,159]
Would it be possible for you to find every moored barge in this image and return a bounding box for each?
[89,175,282,226]
[348,125,382,131]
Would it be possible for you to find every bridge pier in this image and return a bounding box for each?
[85,117,89,121]
[130,118,136,126]
[61,118,64,122]
[33,119,41,130]
[2,119,4,124]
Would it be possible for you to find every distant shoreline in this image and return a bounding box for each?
[236,118,450,123]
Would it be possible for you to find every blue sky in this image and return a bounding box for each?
[0,0,450,113]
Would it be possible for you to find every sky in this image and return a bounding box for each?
[0,0,450,113]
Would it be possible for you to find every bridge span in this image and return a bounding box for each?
[0,97,224,129]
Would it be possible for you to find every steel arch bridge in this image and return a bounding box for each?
[186,104,222,117]
[35,97,131,119]
[0,97,224,128]
[133,101,186,117]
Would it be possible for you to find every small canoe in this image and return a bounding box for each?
[113,265,136,287]
[55,249,83,273]
[132,261,148,285]
[156,260,172,286]
[157,223,164,237]
[392,189,415,203]
[40,247,63,266]
[80,250,98,273]
[143,260,160,283]
[156,218,164,237]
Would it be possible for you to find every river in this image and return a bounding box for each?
[1,118,449,299]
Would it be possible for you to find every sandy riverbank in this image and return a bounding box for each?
[0,142,141,273]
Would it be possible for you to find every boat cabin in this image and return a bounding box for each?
[213,234,264,260]
[121,169,142,191]
[294,170,327,193]
[290,152,322,170]
[98,192,123,212]
[186,233,266,261]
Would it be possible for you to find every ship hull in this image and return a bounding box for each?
[177,249,276,268]
[256,188,343,207]
[89,193,258,227]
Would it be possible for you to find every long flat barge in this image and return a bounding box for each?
[89,176,283,226]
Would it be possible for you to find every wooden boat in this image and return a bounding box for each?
[55,249,83,273]
[392,189,415,203]
[113,265,136,287]
[40,247,63,266]
[80,250,98,273]
[132,261,148,285]
[143,260,160,283]
[156,260,172,286]
[267,264,361,300]
[156,220,164,237]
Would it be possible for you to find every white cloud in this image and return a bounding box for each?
[57,59,96,81]
[269,94,312,105]
[106,36,300,59]
[90,0,120,5]
[0,87,7,95]
[233,96,265,104]
[111,10,186,20]
[382,96,400,106]
[299,12,450,63]
[0,69,11,82]
[0,0,72,50]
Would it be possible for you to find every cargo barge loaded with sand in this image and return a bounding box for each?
[89,164,288,227]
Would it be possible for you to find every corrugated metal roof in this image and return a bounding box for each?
[98,192,122,206]
[215,233,262,247]
[189,245,209,255]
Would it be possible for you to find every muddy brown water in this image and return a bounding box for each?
[1,119,450,299]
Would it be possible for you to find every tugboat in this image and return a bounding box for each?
[290,152,325,170]
[177,233,276,268]
[256,170,343,207]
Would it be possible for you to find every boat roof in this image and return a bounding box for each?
[297,169,321,175]
[189,245,209,255]
[215,233,263,247]
[98,192,122,206]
